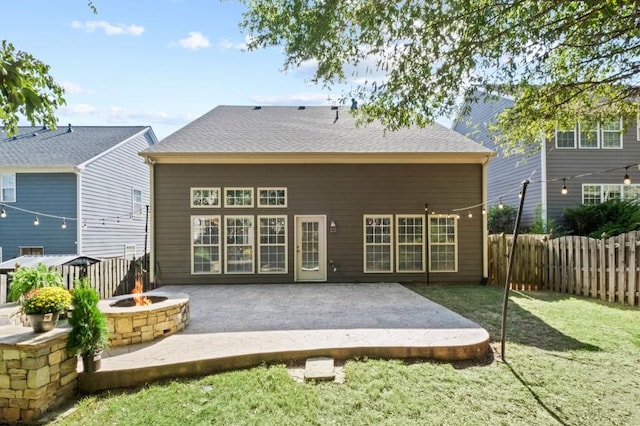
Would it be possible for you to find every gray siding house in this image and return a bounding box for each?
[453,94,640,230]
[0,125,157,261]
[141,106,494,285]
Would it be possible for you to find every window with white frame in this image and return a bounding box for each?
[191,187,220,207]
[225,216,254,273]
[555,127,576,148]
[191,216,221,274]
[258,216,287,273]
[225,188,253,207]
[124,244,136,260]
[363,215,393,273]
[578,121,598,148]
[132,188,143,217]
[396,215,425,272]
[601,119,623,148]
[582,184,640,205]
[1,173,16,202]
[429,215,457,272]
[257,188,287,207]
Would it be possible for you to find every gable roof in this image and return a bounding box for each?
[141,106,494,164]
[0,125,154,168]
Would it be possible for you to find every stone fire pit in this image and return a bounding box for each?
[98,291,190,347]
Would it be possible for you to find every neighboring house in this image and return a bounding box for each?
[0,125,157,262]
[140,106,494,285]
[453,93,640,230]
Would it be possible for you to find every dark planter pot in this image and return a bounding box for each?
[82,351,103,373]
[27,312,60,333]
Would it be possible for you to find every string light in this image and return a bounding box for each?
[61,218,67,229]
[498,197,504,209]
[561,178,568,195]
[624,167,631,185]
[34,215,39,226]
[0,207,5,218]
[468,212,473,218]
[83,222,88,229]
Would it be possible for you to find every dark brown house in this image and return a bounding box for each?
[140,106,494,285]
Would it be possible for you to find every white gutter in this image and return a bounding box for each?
[74,166,84,254]
[482,155,491,280]
[146,157,156,283]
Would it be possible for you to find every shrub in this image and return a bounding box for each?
[487,204,517,234]
[563,199,640,238]
[66,279,109,356]
[22,287,72,314]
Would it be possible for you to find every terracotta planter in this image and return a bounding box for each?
[27,312,60,333]
[82,351,103,373]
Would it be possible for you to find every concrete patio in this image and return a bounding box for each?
[79,283,490,393]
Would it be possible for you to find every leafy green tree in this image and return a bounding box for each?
[563,199,640,238]
[240,0,640,154]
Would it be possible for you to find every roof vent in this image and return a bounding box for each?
[330,106,338,110]
[298,106,306,110]
[67,123,73,133]
[253,106,262,110]
[351,98,358,111]
[41,125,47,130]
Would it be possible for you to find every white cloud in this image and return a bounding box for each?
[60,104,97,114]
[61,81,94,95]
[71,20,144,36]
[60,103,194,126]
[217,35,253,51]
[172,32,211,50]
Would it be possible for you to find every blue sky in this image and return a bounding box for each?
[4,0,352,139]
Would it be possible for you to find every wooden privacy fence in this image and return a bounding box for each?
[488,232,640,307]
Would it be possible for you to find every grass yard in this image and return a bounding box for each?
[50,285,639,426]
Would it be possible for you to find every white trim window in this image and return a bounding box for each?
[225,188,254,207]
[1,173,16,202]
[396,215,425,273]
[600,119,623,148]
[582,184,640,205]
[257,188,287,207]
[363,215,393,273]
[191,187,220,207]
[578,121,599,148]
[132,188,144,217]
[225,216,254,274]
[555,127,576,148]
[191,216,221,274]
[428,215,458,272]
[124,244,136,260]
[19,247,44,256]
[258,215,287,274]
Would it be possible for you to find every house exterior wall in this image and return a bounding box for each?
[544,123,640,229]
[453,95,543,227]
[79,131,153,258]
[0,173,77,260]
[152,162,486,285]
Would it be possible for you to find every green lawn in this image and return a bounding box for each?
[51,285,640,426]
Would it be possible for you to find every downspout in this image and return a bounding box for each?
[74,166,84,254]
[540,135,548,228]
[482,155,490,281]
[146,157,156,284]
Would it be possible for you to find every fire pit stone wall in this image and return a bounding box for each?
[98,291,190,347]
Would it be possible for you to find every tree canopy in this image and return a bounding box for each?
[240,0,640,155]
[0,41,66,136]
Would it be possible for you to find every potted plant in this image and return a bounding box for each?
[66,279,109,373]
[22,286,72,332]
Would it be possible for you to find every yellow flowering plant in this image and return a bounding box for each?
[22,287,72,315]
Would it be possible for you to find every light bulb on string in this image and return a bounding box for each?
[468,212,473,218]
[61,218,67,229]
[482,208,486,215]
[624,167,631,185]
[0,207,5,218]
[498,197,504,209]
[34,215,39,226]
[83,222,88,229]
[561,178,568,195]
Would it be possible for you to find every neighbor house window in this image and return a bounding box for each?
[363,215,393,273]
[191,187,220,207]
[555,127,576,148]
[19,247,44,256]
[429,215,457,272]
[191,216,221,274]
[132,188,143,217]
[396,215,425,272]
[257,188,287,207]
[582,184,640,205]
[124,244,136,260]
[600,119,623,148]
[578,121,599,148]
[1,173,16,202]
[225,188,253,207]
[225,216,254,273]
[258,216,287,273]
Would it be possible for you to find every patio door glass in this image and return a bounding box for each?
[295,216,326,281]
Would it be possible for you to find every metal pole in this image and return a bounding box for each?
[500,179,529,360]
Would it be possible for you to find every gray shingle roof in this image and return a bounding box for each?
[0,125,149,167]
[143,106,493,155]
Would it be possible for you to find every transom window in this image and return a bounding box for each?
[429,215,458,272]
[396,215,425,272]
[258,216,287,273]
[363,215,393,273]
[225,216,254,273]
[191,216,221,274]
[258,188,287,207]
[582,184,640,205]
[1,173,16,202]
[191,188,220,207]
[225,188,253,207]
